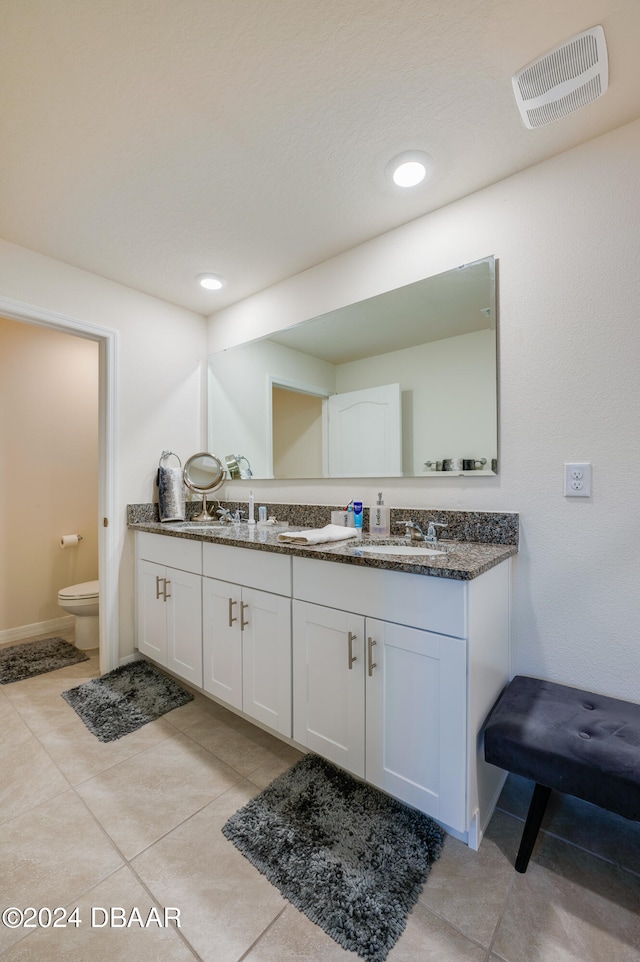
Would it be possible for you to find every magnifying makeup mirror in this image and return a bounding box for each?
[183,452,225,521]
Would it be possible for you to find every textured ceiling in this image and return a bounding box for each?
[1,0,640,316]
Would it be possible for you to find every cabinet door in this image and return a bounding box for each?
[137,559,168,664]
[165,567,202,687]
[293,601,365,777]
[202,578,242,710]
[365,619,467,831]
[242,587,292,737]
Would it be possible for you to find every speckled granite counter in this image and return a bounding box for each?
[128,510,517,581]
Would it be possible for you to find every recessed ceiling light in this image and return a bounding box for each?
[197,273,225,290]
[387,151,433,188]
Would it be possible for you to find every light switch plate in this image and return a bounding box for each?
[564,462,591,497]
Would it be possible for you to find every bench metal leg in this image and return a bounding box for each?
[515,783,552,873]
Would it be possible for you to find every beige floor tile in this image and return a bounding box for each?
[492,831,640,962]
[184,708,297,778]
[0,791,123,951]
[418,810,521,948]
[388,902,488,961]
[245,743,305,790]
[0,732,70,824]
[0,693,34,747]
[133,780,287,962]
[1,865,196,962]
[243,899,488,962]
[76,732,244,859]
[38,713,179,786]
[241,903,358,961]
[162,691,228,731]
[4,637,640,962]
[2,678,89,736]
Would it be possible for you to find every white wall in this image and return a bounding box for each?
[0,240,207,660]
[207,118,640,703]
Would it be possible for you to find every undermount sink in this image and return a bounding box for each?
[358,543,446,557]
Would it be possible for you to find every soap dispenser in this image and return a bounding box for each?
[369,492,390,537]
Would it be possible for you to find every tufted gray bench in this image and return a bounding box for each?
[483,675,640,872]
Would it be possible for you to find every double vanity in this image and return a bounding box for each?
[129,505,517,849]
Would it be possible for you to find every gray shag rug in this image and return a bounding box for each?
[62,660,193,742]
[0,637,89,684]
[222,754,445,962]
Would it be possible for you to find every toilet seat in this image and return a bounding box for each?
[58,580,99,602]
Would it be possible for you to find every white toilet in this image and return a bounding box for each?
[58,580,100,650]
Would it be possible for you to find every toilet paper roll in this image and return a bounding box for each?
[60,534,83,549]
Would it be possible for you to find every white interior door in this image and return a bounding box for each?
[327,383,402,476]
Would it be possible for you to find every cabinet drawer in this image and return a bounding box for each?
[293,557,466,638]
[203,542,291,596]
[136,532,202,573]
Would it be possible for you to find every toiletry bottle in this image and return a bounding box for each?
[369,492,390,537]
[353,501,363,530]
[346,501,355,527]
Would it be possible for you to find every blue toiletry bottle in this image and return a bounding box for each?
[353,501,363,529]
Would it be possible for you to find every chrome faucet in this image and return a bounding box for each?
[425,521,447,543]
[395,519,448,543]
[216,506,246,524]
[395,520,427,542]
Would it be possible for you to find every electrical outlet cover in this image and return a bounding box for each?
[564,462,591,497]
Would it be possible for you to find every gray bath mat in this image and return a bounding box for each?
[222,753,445,962]
[62,660,194,742]
[0,637,89,684]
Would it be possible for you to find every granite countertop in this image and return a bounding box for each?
[129,519,517,581]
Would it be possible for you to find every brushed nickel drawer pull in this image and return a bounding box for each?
[155,575,163,600]
[367,636,377,676]
[228,598,237,626]
[163,579,171,601]
[241,602,249,630]
[348,631,357,669]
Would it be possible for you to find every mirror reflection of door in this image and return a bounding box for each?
[272,386,324,478]
[327,383,402,478]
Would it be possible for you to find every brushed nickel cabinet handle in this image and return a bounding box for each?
[367,636,377,676]
[241,602,249,630]
[348,630,357,669]
[163,579,171,601]
[155,575,163,600]
[228,597,237,626]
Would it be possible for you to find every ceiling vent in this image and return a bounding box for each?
[512,25,608,129]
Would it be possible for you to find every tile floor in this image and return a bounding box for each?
[1,633,639,961]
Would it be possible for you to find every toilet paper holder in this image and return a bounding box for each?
[60,534,83,548]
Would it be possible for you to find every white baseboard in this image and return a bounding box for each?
[0,616,75,646]
[118,653,140,666]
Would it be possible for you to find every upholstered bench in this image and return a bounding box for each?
[484,675,640,872]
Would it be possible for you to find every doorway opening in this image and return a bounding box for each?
[0,295,118,674]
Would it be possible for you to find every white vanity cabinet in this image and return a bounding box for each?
[292,556,510,845]
[133,526,512,848]
[202,543,292,737]
[136,532,203,687]
[292,602,366,776]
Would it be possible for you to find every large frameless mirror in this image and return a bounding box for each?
[208,256,497,479]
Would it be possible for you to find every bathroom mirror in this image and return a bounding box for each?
[208,256,497,479]
[183,452,225,520]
